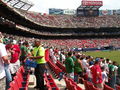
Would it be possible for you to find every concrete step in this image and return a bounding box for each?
[54,79,66,90]
[28,75,36,89]
[78,83,85,90]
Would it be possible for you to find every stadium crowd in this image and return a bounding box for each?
[49,45,120,90]
[43,39,120,48]
[0,1,120,90]
[19,10,120,28]
[0,32,120,90]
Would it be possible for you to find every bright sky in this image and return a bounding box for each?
[29,0,120,13]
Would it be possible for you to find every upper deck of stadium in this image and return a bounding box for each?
[20,10,120,28]
[0,0,120,39]
[0,0,120,29]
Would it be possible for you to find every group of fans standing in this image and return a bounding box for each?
[49,42,120,90]
[0,32,46,90]
[0,32,120,90]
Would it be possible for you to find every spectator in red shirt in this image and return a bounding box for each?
[7,40,21,77]
[91,58,103,89]
[10,42,20,63]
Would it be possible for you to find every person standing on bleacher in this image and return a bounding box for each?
[91,58,103,89]
[0,32,10,90]
[65,52,74,79]
[7,40,21,78]
[20,41,29,65]
[29,40,46,90]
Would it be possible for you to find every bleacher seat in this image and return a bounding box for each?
[44,73,60,90]
[82,78,89,90]
[64,76,82,90]
[104,84,114,90]
[116,85,120,90]
[48,60,62,77]
[87,81,99,90]
[56,61,66,73]
[9,66,30,90]
[9,80,19,90]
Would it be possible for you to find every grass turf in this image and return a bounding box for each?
[83,50,120,64]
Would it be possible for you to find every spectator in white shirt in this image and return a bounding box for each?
[0,32,9,90]
[101,66,108,85]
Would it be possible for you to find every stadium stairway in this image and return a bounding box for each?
[45,63,66,90]
[27,56,85,90]
[27,65,85,90]
[28,67,66,90]
[47,60,85,90]
[28,73,36,90]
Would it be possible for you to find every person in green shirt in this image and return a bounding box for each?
[65,52,74,79]
[29,40,46,89]
[74,54,83,75]
[74,54,83,83]
[20,41,29,64]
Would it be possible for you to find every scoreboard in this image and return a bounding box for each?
[77,0,103,17]
[81,1,103,6]
[77,8,99,16]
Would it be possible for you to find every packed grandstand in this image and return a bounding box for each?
[0,0,120,90]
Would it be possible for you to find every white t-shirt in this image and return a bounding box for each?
[82,59,89,70]
[103,63,109,74]
[102,71,108,82]
[49,48,54,57]
[61,54,66,60]
[52,55,57,64]
[114,66,118,76]
[0,43,7,79]
[86,69,92,78]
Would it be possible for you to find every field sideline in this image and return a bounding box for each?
[83,50,120,64]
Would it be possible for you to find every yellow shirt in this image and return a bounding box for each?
[33,46,46,64]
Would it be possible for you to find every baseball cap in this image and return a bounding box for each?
[95,58,100,62]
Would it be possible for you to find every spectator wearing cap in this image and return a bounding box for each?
[91,58,103,89]
[0,32,10,90]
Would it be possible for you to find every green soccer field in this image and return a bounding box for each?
[83,50,120,64]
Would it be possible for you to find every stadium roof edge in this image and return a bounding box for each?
[2,0,34,11]
[20,0,34,5]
